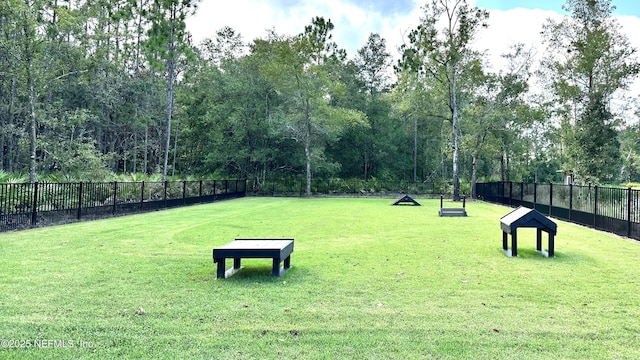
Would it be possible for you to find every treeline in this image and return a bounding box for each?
[0,0,639,196]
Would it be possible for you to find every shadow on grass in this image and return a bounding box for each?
[209,264,312,284]
[500,247,594,264]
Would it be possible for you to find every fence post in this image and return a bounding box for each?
[182,181,186,205]
[520,182,524,204]
[77,182,83,220]
[549,183,553,216]
[140,181,145,211]
[594,185,598,228]
[569,183,573,222]
[199,180,203,203]
[163,181,168,208]
[31,182,39,227]
[627,187,632,238]
[112,181,118,215]
[509,181,513,207]
[533,182,537,210]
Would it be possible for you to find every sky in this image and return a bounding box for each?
[186,0,640,99]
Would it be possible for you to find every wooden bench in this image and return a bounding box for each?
[212,238,294,279]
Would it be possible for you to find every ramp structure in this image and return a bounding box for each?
[392,195,421,206]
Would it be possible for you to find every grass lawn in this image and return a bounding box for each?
[1,197,640,359]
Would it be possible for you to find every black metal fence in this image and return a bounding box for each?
[0,179,246,232]
[476,181,640,240]
[251,178,452,197]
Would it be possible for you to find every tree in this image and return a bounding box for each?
[400,0,488,200]
[145,0,199,181]
[261,18,366,196]
[462,44,538,195]
[328,33,398,181]
[541,0,640,184]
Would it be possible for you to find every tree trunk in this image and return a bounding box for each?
[162,7,176,182]
[451,71,460,201]
[171,119,179,177]
[413,114,418,186]
[28,81,37,183]
[471,152,478,199]
[304,99,312,197]
[143,123,148,174]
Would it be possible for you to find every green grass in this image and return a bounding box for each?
[1,197,640,359]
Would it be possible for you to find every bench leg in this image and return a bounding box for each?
[511,231,518,257]
[502,232,508,251]
[272,258,281,277]
[233,258,241,269]
[216,258,226,279]
[549,234,555,257]
[284,255,291,270]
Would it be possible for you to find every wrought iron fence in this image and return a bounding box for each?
[476,181,640,240]
[250,178,452,197]
[0,179,246,232]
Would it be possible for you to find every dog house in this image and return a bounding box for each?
[500,206,557,257]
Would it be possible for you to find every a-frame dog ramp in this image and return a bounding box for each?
[392,195,421,206]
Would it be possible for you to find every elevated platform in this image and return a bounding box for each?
[438,195,467,217]
[439,207,467,217]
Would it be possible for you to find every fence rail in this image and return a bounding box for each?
[476,181,640,241]
[251,178,452,197]
[0,179,246,232]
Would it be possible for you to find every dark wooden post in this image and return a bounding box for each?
[77,182,83,220]
[502,232,508,252]
[199,180,203,203]
[627,187,632,238]
[440,195,443,209]
[31,182,39,227]
[533,182,537,210]
[511,231,518,257]
[536,228,542,252]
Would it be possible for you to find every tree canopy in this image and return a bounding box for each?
[0,0,638,192]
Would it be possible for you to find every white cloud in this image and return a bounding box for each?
[186,0,639,100]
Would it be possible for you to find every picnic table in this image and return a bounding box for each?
[212,238,294,279]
